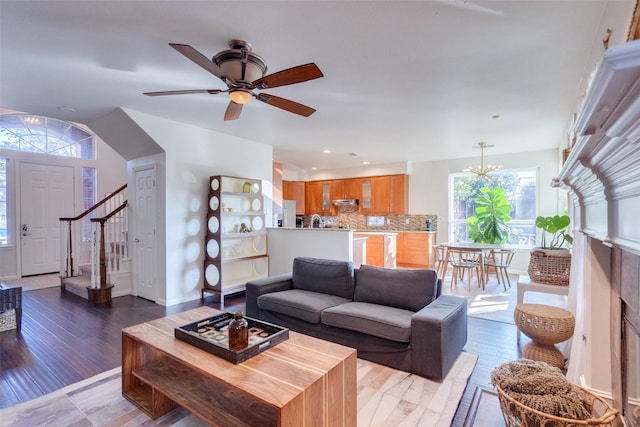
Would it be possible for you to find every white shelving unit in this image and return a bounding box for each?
[202,175,269,306]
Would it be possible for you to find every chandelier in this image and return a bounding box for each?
[463,142,501,179]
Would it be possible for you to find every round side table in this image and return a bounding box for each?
[513,303,575,368]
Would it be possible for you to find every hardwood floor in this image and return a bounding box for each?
[0,282,527,425]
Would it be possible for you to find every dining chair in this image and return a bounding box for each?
[448,248,483,291]
[484,249,515,291]
[433,244,447,278]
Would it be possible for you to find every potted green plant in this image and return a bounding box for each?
[466,186,512,244]
[528,214,573,285]
[535,214,573,251]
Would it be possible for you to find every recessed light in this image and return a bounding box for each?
[322,149,331,153]
[58,106,76,112]
[362,161,370,165]
[311,167,317,170]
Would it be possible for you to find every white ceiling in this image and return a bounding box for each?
[0,1,635,172]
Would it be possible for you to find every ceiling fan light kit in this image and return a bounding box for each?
[214,40,268,84]
[229,89,253,105]
[463,141,502,179]
[144,39,323,121]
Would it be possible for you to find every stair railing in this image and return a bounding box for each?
[59,184,127,288]
[91,200,128,288]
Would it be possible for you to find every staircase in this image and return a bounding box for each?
[59,184,130,304]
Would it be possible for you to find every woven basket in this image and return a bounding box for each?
[495,383,619,427]
[528,250,571,286]
[0,309,16,332]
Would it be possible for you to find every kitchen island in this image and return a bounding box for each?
[267,228,354,275]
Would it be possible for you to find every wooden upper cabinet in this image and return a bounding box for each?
[328,180,344,213]
[342,178,361,201]
[303,175,407,215]
[370,176,390,213]
[305,180,342,214]
[283,181,305,214]
[305,181,322,214]
[388,174,408,214]
[359,174,408,214]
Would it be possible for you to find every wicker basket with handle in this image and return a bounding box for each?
[527,250,571,286]
[495,383,619,426]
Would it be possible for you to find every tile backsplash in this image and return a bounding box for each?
[302,205,437,232]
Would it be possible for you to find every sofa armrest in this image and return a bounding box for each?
[245,273,294,318]
[410,295,467,381]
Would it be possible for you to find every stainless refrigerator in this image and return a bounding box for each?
[282,200,296,228]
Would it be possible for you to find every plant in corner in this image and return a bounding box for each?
[535,214,573,250]
[466,186,513,244]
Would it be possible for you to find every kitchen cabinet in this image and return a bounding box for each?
[304,174,407,215]
[388,174,408,214]
[354,232,397,268]
[342,178,361,201]
[305,181,322,214]
[203,175,269,306]
[396,232,435,268]
[360,174,408,214]
[283,180,305,214]
[305,179,343,214]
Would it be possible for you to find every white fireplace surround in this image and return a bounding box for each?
[557,38,640,422]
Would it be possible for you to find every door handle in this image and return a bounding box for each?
[134,238,140,243]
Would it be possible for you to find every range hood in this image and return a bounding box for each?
[332,199,359,206]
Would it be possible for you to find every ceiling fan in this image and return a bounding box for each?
[144,40,324,121]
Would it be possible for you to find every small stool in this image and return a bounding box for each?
[514,303,575,368]
[0,284,22,332]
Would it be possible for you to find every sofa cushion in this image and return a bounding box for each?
[354,265,438,312]
[257,289,351,324]
[322,302,413,342]
[292,257,355,299]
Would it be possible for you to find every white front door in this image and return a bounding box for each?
[20,163,74,276]
[133,166,157,301]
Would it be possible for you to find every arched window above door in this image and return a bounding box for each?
[0,113,95,159]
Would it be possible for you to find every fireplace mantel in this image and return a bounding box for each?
[558,39,640,255]
[558,38,640,426]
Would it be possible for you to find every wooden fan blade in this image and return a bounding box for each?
[255,93,316,117]
[224,101,243,121]
[143,89,223,96]
[169,43,236,85]
[252,63,323,89]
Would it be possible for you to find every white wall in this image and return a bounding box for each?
[123,109,273,306]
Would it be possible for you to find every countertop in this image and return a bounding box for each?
[267,227,352,232]
[268,227,436,234]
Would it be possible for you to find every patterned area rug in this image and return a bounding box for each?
[1,353,477,427]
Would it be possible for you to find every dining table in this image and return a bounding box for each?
[438,242,503,289]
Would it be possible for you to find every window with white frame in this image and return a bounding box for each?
[449,169,537,247]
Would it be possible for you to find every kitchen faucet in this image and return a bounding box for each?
[310,214,322,228]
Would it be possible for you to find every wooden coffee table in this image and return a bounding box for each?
[122,306,357,426]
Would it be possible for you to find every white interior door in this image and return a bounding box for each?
[20,163,74,276]
[133,166,157,301]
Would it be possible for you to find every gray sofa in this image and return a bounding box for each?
[245,257,468,381]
